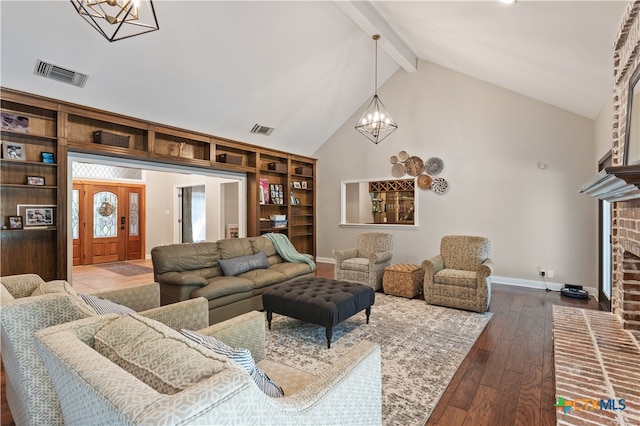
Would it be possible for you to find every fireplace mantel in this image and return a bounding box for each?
[580,165,640,201]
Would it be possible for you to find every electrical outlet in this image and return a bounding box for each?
[547,270,554,278]
[540,269,547,277]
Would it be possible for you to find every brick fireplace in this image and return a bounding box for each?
[582,1,640,335]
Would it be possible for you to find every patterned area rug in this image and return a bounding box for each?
[265,293,492,426]
[96,262,154,277]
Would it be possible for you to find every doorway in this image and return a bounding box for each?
[179,184,206,243]
[72,181,146,265]
[598,151,612,311]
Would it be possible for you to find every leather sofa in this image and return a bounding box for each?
[151,236,315,324]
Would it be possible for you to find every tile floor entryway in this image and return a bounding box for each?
[72,259,156,294]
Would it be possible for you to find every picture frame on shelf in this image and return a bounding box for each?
[293,181,301,189]
[17,204,56,228]
[2,141,26,161]
[1,112,29,133]
[226,224,239,239]
[8,216,23,230]
[301,181,308,189]
[41,152,55,163]
[26,176,45,186]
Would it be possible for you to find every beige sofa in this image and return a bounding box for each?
[151,236,315,324]
[34,311,383,425]
[0,273,209,426]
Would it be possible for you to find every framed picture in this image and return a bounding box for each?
[1,112,29,133]
[301,181,308,189]
[293,181,301,189]
[26,176,45,186]
[16,204,56,227]
[8,216,23,230]
[2,141,26,161]
[41,152,55,163]
[226,224,239,239]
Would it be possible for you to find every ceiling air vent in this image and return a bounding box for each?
[250,124,275,136]
[34,59,88,88]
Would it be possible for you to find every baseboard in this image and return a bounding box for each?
[492,275,597,299]
[314,258,598,298]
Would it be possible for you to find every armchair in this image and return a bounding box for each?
[0,274,209,426]
[333,232,394,290]
[34,311,382,425]
[422,235,494,313]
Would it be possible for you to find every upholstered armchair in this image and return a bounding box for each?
[0,274,209,426]
[333,232,394,290]
[422,235,494,313]
[34,311,382,425]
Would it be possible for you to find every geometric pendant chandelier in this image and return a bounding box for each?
[355,34,398,144]
[70,0,159,42]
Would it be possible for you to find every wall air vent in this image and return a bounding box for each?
[250,124,275,136]
[34,59,88,88]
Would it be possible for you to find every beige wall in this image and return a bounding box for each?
[314,60,597,287]
[145,170,240,256]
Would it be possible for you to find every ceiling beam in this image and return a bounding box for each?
[335,1,418,73]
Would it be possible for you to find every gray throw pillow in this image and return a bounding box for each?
[180,329,284,397]
[218,251,269,276]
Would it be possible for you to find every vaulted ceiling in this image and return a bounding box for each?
[0,1,628,157]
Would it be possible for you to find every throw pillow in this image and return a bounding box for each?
[78,293,136,315]
[180,329,284,398]
[30,280,95,316]
[218,251,269,277]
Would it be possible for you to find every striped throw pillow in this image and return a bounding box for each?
[78,293,136,315]
[180,329,284,398]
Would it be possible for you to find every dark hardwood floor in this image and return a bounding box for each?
[1,263,600,426]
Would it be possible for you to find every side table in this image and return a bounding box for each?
[383,263,424,298]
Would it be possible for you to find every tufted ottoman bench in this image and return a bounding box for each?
[262,277,375,348]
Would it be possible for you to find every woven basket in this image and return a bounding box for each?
[383,263,424,298]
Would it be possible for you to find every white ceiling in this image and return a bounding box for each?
[0,1,629,157]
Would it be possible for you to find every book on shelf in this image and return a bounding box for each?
[259,178,270,205]
[269,183,284,204]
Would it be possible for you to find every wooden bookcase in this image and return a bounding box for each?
[0,87,316,279]
[0,97,64,280]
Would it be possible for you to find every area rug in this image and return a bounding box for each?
[96,262,154,277]
[264,293,492,426]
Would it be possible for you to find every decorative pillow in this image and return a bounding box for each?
[78,293,136,315]
[94,315,229,395]
[180,329,284,398]
[30,280,95,316]
[218,251,269,277]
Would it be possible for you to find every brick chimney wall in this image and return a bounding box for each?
[611,1,640,331]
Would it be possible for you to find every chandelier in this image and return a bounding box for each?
[355,34,398,144]
[70,0,159,42]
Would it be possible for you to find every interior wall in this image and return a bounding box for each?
[145,170,235,254]
[314,60,597,287]
[595,92,614,162]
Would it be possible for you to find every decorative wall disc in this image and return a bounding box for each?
[397,150,409,162]
[392,163,405,178]
[390,155,398,164]
[431,177,448,193]
[417,174,432,189]
[424,157,444,175]
[404,156,424,176]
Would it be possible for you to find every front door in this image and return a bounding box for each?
[73,181,145,265]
